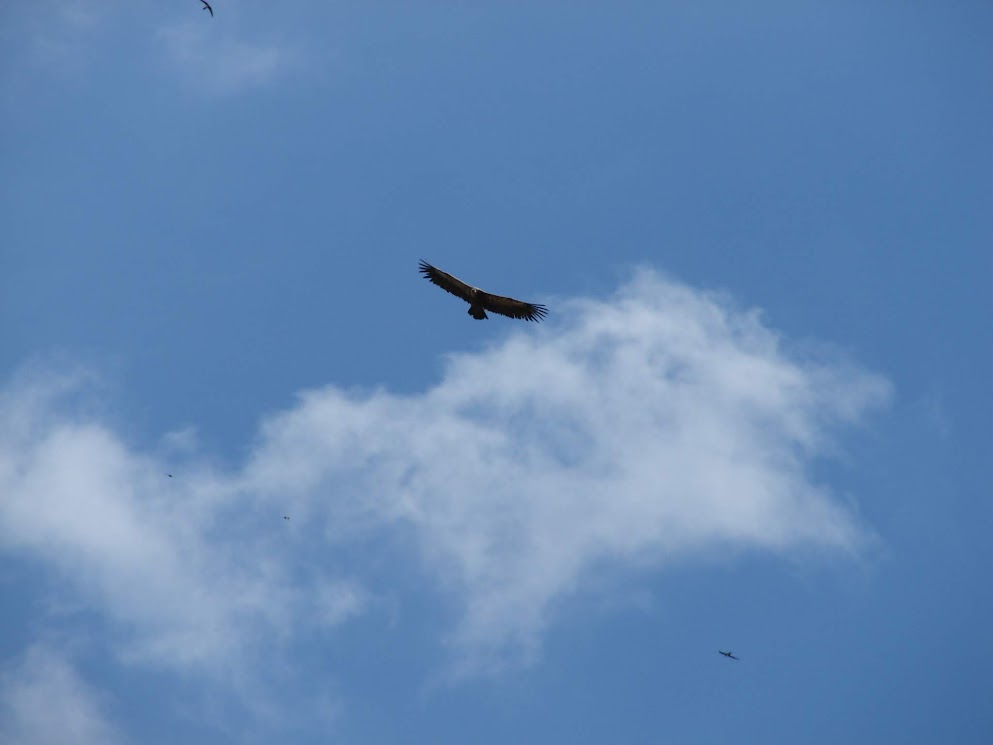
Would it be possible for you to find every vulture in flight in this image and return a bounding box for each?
[418,260,548,322]
[200,0,213,17]
[719,650,740,660]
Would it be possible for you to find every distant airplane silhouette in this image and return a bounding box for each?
[719,650,740,660]
[200,0,213,17]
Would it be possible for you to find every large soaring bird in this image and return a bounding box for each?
[418,260,548,322]
[200,0,213,17]
[719,650,740,660]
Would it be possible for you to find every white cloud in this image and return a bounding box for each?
[0,369,363,675]
[242,269,890,670]
[0,646,122,745]
[0,270,889,681]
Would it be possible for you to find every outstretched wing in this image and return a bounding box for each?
[419,260,548,322]
[479,291,548,322]
[419,260,475,304]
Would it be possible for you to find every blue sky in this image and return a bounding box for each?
[1,1,991,742]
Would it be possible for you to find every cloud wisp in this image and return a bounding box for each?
[1,1,301,96]
[0,270,889,688]
[156,20,299,95]
[0,646,122,745]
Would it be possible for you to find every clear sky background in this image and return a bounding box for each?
[2,2,991,743]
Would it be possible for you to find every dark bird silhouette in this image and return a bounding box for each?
[200,0,213,17]
[418,260,548,322]
[719,650,740,660]
[283,516,290,520]
[167,474,173,478]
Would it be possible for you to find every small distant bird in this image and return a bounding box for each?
[719,650,740,660]
[283,516,290,520]
[200,0,213,17]
[167,474,173,478]
[418,260,548,322]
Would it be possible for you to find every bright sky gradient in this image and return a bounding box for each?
[2,2,991,743]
